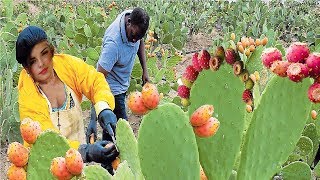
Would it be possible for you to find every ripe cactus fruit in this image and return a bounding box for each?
[183,65,199,82]
[305,53,320,78]
[127,91,149,115]
[308,82,320,103]
[311,110,317,120]
[65,148,84,175]
[209,56,221,71]
[233,61,244,75]
[225,48,239,65]
[286,63,309,82]
[50,157,73,180]
[193,117,220,138]
[192,53,202,72]
[270,61,291,77]
[286,42,310,63]
[20,118,41,144]
[190,105,214,127]
[261,48,282,68]
[198,49,211,70]
[239,70,250,82]
[7,164,27,180]
[246,104,253,113]
[7,142,29,167]
[112,157,121,170]
[242,89,253,105]
[214,46,225,60]
[177,85,190,99]
[141,83,160,110]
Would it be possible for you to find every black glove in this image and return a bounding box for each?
[86,106,97,144]
[98,109,117,139]
[78,140,119,164]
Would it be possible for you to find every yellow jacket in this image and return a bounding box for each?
[18,54,115,148]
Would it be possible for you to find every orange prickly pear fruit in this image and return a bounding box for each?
[7,142,29,167]
[7,164,27,180]
[20,118,41,144]
[190,105,214,127]
[141,83,160,110]
[65,148,84,175]
[128,91,149,115]
[50,157,73,180]
[194,117,220,138]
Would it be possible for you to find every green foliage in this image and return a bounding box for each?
[84,165,112,180]
[280,161,312,180]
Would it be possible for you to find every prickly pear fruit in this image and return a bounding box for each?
[181,77,193,88]
[198,49,211,69]
[225,48,239,65]
[192,53,202,72]
[20,118,41,144]
[311,110,317,120]
[214,46,225,60]
[181,98,190,107]
[65,148,84,175]
[308,82,320,103]
[50,157,73,180]
[242,89,253,105]
[112,157,121,170]
[209,56,221,71]
[270,60,290,77]
[261,48,282,68]
[141,83,160,110]
[177,85,190,99]
[306,53,320,78]
[193,117,220,138]
[190,105,214,127]
[233,61,244,75]
[7,142,29,167]
[286,63,309,82]
[127,91,149,115]
[7,164,27,180]
[286,42,310,63]
[183,65,199,82]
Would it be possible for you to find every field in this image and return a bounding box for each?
[1,0,320,179]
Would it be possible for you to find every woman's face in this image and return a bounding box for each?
[25,40,54,83]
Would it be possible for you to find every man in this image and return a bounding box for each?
[86,6,150,158]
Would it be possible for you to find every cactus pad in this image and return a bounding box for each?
[116,119,143,179]
[113,160,135,180]
[302,123,319,165]
[280,161,312,180]
[83,165,112,180]
[189,65,245,180]
[237,76,312,179]
[138,103,199,180]
[27,130,70,180]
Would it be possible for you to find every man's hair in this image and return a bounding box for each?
[129,7,150,35]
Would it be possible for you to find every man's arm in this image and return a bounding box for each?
[137,40,149,84]
[97,63,108,78]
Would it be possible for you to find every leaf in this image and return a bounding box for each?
[75,19,86,29]
[65,23,75,39]
[87,47,99,60]
[74,33,87,44]
[172,39,183,50]
[84,24,92,37]
[154,68,166,83]
[162,34,172,44]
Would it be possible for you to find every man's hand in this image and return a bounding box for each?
[86,107,98,144]
[142,71,149,86]
[98,109,117,138]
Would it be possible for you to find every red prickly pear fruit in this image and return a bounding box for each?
[141,83,160,110]
[270,60,291,77]
[50,157,73,180]
[183,65,199,82]
[286,42,310,63]
[7,164,27,180]
[190,105,214,127]
[308,82,320,103]
[193,117,220,138]
[225,48,239,65]
[198,49,211,70]
[192,53,202,72]
[261,48,282,68]
[181,77,193,88]
[7,142,29,167]
[214,46,225,60]
[242,89,253,105]
[287,63,309,82]
[127,91,149,115]
[306,53,320,78]
[209,56,221,71]
[177,85,190,99]
[20,118,41,144]
[65,148,84,175]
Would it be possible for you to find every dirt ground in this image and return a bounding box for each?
[0,32,213,179]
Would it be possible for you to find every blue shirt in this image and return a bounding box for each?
[98,10,140,95]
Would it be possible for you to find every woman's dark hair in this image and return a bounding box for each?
[129,7,150,36]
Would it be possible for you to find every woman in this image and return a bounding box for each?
[16,26,118,174]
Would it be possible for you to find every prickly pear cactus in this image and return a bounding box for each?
[83,165,112,180]
[237,76,312,179]
[113,160,135,180]
[116,119,144,179]
[138,103,200,180]
[189,65,245,180]
[27,130,70,180]
[280,161,312,180]
[302,123,319,165]
[286,136,313,165]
